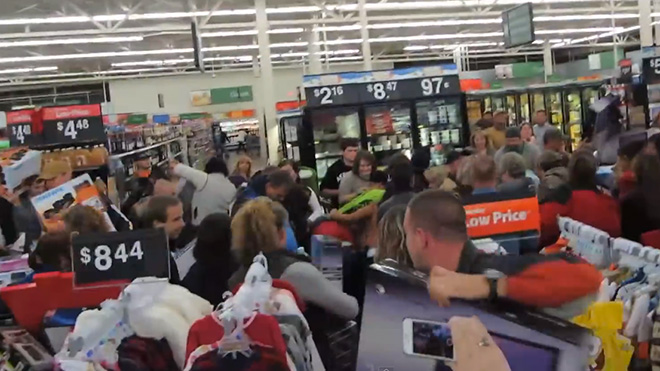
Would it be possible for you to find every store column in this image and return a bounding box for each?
[640,0,653,47]
[358,0,372,71]
[543,41,553,82]
[255,0,279,162]
[308,24,323,75]
[655,0,660,46]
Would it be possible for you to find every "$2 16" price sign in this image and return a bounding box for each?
[72,228,171,286]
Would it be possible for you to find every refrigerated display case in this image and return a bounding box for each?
[504,94,517,126]
[365,103,413,162]
[564,89,583,151]
[466,99,483,125]
[307,107,360,180]
[300,65,468,179]
[545,90,564,133]
[519,93,531,123]
[532,92,546,114]
[279,113,303,161]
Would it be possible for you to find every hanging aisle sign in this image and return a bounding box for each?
[303,64,461,108]
[42,104,106,145]
[6,110,39,147]
[71,228,171,286]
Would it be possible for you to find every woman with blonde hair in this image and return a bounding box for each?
[376,205,413,267]
[424,166,457,193]
[229,155,253,188]
[228,197,358,320]
[470,130,494,156]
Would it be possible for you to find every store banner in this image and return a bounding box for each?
[6,109,40,147]
[42,104,105,145]
[71,228,170,286]
[463,194,540,238]
[126,114,148,125]
[190,86,254,106]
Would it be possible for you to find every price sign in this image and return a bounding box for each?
[306,85,360,107]
[6,110,40,147]
[643,57,660,85]
[305,75,461,108]
[42,104,106,145]
[71,228,171,286]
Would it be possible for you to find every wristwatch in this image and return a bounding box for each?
[483,269,505,301]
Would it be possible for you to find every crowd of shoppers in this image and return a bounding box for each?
[2,106,659,369]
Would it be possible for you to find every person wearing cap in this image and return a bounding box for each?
[483,111,508,150]
[40,160,73,190]
[496,152,535,194]
[494,126,540,172]
[537,150,569,203]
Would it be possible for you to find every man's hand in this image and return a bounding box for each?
[329,209,342,220]
[448,316,510,371]
[428,267,490,307]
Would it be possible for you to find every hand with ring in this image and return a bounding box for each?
[447,316,510,371]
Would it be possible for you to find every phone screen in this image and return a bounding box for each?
[411,320,454,360]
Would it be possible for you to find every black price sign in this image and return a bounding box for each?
[305,75,461,108]
[6,110,40,147]
[42,104,106,145]
[643,57,660,85]
[72,228,171,286]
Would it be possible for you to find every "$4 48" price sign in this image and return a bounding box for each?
[72,229,171,286]
[57,119,90,140]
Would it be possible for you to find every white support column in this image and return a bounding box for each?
[358,0,372,71]
[655,0,660,45]
[543,41,553,80]
[640,0,654,47]
[308,24,323,74]
[255,0,279,163]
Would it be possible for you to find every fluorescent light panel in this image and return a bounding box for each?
[0,36,142,48]
[0,66,57,74]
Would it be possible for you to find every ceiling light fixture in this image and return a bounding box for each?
[0,36,143,48]
[0,48,193,64]
[0,66,58,74]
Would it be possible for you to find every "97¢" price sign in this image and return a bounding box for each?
[42,104,106,145]
[72,228,171,286]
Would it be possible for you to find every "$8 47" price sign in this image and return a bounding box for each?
[72,229,170,286]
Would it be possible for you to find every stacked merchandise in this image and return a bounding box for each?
[0,254,325,370]
[0,147,41,189]
[183,119,213,170]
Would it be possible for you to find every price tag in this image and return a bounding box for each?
[643,57,660,85]
[305,75,461,108]
[42,104,106,145]
[71,228,171,286]
[6,110,40,147]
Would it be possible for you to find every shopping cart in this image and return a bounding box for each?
[310,234,349,287]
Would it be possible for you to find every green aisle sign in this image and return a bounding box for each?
[210,86,253,104]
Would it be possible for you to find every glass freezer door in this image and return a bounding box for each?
[310,107,360,180]
[365,103,413,163]
[519,93,531,124]
[532,92,546,114]
[416,98,462,166]
[564,90,582,151]
[280,115,302,160]
[545,91,564,133]
[492,96,505,112]
[505,94,518,126]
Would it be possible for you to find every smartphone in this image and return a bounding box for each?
[402,318,454,361]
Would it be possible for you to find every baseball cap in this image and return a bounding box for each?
[505,127,521,139]
[39,160,72,180]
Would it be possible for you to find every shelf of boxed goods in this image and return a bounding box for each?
[108,137,182,160]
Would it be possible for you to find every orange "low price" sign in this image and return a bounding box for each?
[464,196,540,238]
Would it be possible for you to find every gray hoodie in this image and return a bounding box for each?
[537,167,569,202]
[173,163,237,225]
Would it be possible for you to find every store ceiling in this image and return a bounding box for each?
[0,0,647,85]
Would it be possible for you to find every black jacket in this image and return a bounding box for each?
[621,188,660,243]
[182,260,236,307]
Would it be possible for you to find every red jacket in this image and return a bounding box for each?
[540,187,621,248]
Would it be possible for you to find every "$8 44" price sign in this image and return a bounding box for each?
[72,229,170,286]
[79,241,143,272]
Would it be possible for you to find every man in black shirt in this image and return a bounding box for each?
[320,138,359,207]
